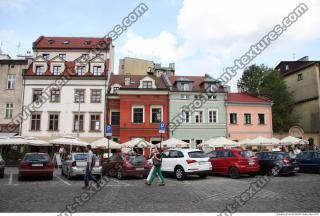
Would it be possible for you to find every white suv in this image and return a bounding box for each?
[161,149,212,180]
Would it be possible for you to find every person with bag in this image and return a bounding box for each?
[146,149,165,186]
[82,145,99,190]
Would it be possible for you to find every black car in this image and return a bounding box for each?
[255,152,299,176]
[296,151,320,173]
[0,154,5,178]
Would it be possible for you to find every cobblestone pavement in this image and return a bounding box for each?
[0,167,319,213]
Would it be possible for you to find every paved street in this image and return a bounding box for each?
[0,167,320,213]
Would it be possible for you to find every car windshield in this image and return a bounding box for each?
[240,150,255,158]
[188,151,207,158]
[25,154,49,162]
[74,154,88,161]
[128,155,146,163]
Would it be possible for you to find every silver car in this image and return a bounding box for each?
[0,154,5,178]
[61,153,102,179]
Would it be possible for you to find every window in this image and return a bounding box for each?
[5,103,13,119]
[151,107,162,123]
[33,89,43,102]
[42,54,50,60]
[258,113,265,124]
[74,89,85,103]
[97,54,104,58]
[230,113,237,124]
[7,75,16,89]
[181,94,190,100]
[181,82,190,91]
[208,95,216,100]
[194,95,203,99]
[91,89,101,103]
[244,113,251,124]
[53,66,61,75]
[90,114,101,131]
[297,73,303,81]
[113,87,120,94]
[73,114,84,131]
[182,139,190,143]
[195,111,203,123]
[50,89,60,102]
[93,66,102,76]
[208,110,217,123]
[35,66,44,75]
[77,66,85,75]
[59,54,66,60]
[169,150,184,158]
[195,140,203,146]
[182,111,190,123]
[142,81,152,88]
[31,113,41,131]
[48,114,59,131]
[133,107,144,123]
[111,112,120,125]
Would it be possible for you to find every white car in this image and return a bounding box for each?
[160,149,212,180]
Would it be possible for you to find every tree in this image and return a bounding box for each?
[238,64,297,132]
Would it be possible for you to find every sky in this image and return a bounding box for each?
[1,0,320,91]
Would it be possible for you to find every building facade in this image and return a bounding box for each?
[275,57,320,147]
[20,36,114,142]
[168,75,227,148]
[0,58,28,136]
[226,93,273,141]
[107,74,170,144]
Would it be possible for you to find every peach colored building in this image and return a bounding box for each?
[226,93,273,141]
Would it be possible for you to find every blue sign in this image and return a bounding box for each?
[105,125,112,136]
[159,121,165,133]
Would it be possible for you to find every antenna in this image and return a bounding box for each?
[292,53,296,60]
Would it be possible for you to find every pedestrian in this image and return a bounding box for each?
[146,148,159,183]
[146,149,165,186]
[82,145,99,190]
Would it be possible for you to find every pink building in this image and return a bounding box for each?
[226,93,273,141]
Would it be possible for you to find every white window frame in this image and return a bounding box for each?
[132,105,145,123]
[244,113,252,125]
[7,74,16,89]
[181,94,190,100]
[194,109,204,123]
[53,65,62,75]
[208,109,218,123]
[77,66,86,76]
[59,54,66,60]
[35,65,44,75]
[5,103,13,119]
[93,66,102,76]
[181,110,191,123]
[150,105,163,123]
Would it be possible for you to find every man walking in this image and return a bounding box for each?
[146,149,165,186]
[82,145,99,190]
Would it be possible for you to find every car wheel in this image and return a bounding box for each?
[228,167,240,179]
[249,172,256,177]
[117,169,123,180]
[199,174,207,179]
[174,166,185,181]
[108,168,116,177]
[267,166,280,176]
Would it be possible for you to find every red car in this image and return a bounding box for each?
[19,153,54,180]
[102,153,152,180]
[208,149,260,178]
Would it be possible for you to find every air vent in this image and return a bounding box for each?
[48,39,54,44]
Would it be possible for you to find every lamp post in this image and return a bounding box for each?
[72,93,81,154]
[159,116,165,152]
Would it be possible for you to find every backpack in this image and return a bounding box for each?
[91,154,96,168]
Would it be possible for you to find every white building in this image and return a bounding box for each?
[20,36,114,142]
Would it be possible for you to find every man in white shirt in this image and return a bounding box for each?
[82,145,99,190]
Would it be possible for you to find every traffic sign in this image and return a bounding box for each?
[159,121,165,133]
[105,125,112,136]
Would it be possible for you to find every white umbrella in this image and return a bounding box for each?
[0,137,27,145]
[280,136,308,146]
[238,138,252,145]
[201,137,239,148]
[122,138,153,148]
[157,137,190,148]
[23,137,51,147]
[270,137,281,145]
[246,136,277,146]
[91,138,121,149]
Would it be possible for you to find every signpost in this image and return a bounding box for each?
[159,121,165,150]
[105,125,112,159]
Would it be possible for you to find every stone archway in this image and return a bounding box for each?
[289,126,304,138]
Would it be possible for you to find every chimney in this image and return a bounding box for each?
[124,76,130,86]
[237,81,242,93]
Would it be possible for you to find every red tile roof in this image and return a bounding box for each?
[33,36,112,50]
[227,93,272,104]
[169,75,224,92]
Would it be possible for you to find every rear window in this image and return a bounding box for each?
[128,155,146,163]
[25,154,49,162]
[188,151,207,158]
[240,150,255,158]
[74,154,88,161]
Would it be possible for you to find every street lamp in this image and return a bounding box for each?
[73,93,81,154]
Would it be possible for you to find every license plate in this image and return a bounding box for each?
[199,162,207,165]
[136,168,144,171]
[32,164,43,167]
[249,161,255,165]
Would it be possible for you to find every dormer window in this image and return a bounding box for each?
[142,81,152,89]
[63,40,70,44]
[181,82,190,91]
[42,54,50,60]
[93,66,102,76]
[53,66,62,75]
[35,66,44,75]
[84,40,91,45]
[77,66,85,76]
[59,54,66,60]
[208,95,217,100]
[113,87,120,94]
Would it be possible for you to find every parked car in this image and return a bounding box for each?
[102,153,152,180]
[61,153,102,179]
[255,151,299,176]
[0,154,5,178]
[18,153,54,180]
[207,149,259,179]
[160,149,212,180]
[296,151,320,173]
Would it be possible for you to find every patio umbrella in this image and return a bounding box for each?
[156,137,190,148]
[279,136,309,146]
[49,136,88,153]
[91,138,121,149]
[0,137,27,145]
[23,137,51,147]
[270,137,281,145]
[122,138,153,148]
[201,137,239,148]
[246,136,277,146]
[238,138,252,145]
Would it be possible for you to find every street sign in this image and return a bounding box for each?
[159,121,165,133]
[105,124,112,136]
